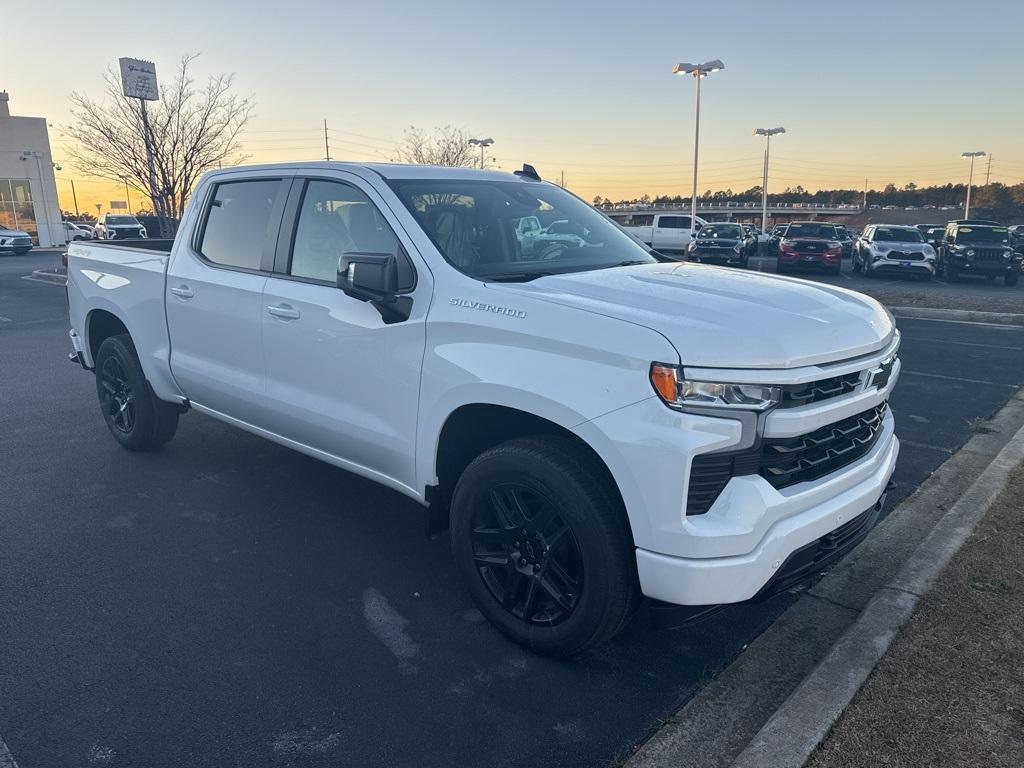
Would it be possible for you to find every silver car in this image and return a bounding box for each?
[854,224,936,280]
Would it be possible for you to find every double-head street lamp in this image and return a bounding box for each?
[960,150,986,219]
[469,137,494,169]
[754,127,786,234]
[673,59,724,240]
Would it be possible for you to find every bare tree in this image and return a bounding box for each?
[392,125,485,168]
[64,54,254,236]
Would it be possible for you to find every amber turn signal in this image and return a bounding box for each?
[650,364,679,402]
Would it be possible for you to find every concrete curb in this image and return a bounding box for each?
[890,305,1024,326]
[27,269,68,286]
[730,417,1024,768]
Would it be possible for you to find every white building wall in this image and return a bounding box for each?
[0,109,64,247]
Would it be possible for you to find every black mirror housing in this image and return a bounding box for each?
[337,252,399,303]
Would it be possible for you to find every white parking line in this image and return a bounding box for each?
[899,337,1024,352]
[898,438,953,455]
[0,735,20,768]
[894,315,1024,330]
[901,369,1019,388]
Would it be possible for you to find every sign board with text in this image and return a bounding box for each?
[110,201,128,210]
[118,57,159,101]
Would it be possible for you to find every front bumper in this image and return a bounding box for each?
[867,257,935,276]
[690,250,744,265]
[633,418,897,605]
[779,252,841,268]
[947,255,1020,276]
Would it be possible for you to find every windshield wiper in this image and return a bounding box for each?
[482,272,553,282]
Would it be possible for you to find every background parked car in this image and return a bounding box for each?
[1009,225,1024,254]
[0,226,33,255]
[833,224,854,258]
[687,222,755,267]
[62,221,92,242]
[776,221,842,274]
[767,223,789,255]
[937,222,1020,286]
[94,214,147,240]
[854,225,936,281]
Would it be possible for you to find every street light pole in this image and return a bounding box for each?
[469,137,494,169]
[673,60,724,244]
[961,151,985,219]
[754,127,785,234]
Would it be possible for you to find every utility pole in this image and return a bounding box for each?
[984,154,992,186]
[863,178,868,211]
[122,177,133,214]
[70,179,80,217]
[324,119,331,161]
[560,170,565,188]
[754,127,785,234]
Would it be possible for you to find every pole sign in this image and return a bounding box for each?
[118,57,159,101]
[110,201,128,210]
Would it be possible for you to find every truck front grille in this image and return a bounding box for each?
[969,247,1005,262]
[778,371,862,408]
[686,403,888,515]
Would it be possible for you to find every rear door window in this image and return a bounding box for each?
[197,179,283,270]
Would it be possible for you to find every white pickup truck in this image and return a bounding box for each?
[67,162,900,656]
[605,211,708,254]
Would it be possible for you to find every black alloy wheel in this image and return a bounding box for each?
[469,483,584,626]
[100,355,136,434]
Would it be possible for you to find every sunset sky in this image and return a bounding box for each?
[6,0,1024,215]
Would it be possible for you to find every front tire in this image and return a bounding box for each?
[450,436,639,657]
[95,334,179,451]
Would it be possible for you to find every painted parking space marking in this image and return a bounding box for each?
[898,438,953,455]
[899,337,1024,352]
[901,370,1020,388]
[0,735,20,768]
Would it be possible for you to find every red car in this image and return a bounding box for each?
[776,221,843,275]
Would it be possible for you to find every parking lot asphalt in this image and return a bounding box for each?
[2,251,1023,768]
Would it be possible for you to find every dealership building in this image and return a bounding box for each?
[0,92,63,246]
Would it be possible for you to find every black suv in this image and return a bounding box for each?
[937,223,1020,286]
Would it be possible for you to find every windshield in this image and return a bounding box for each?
[956,227,1010,244]
[106,216,139,225]
[698,224,743,239]
[874,227,923,243]
[386,179,655,280]
[785,223,837,239]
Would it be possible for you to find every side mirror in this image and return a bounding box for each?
[337,251,413,325]
[337,251,399,303]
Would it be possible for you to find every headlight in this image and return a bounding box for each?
[733,243,742,253]
[966,249,976,257]
[871,244,891,254]
[1005,252,1012,260]
[140,228,147,238]
[650,364,781,411]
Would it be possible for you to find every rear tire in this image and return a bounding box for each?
[95,334,179,451]
[852,254,862,274]
[450,436,639,657]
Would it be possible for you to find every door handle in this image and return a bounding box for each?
[169,285,194,299]
[267,304,301,320]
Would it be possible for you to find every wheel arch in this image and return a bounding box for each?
[431,403,633,544]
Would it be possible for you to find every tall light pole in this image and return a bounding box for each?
[753,127,785,235]
[469,137,494,169]
[961,151,986,218]
[673,60,724,241]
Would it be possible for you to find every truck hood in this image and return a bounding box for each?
[497,263,894,369]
